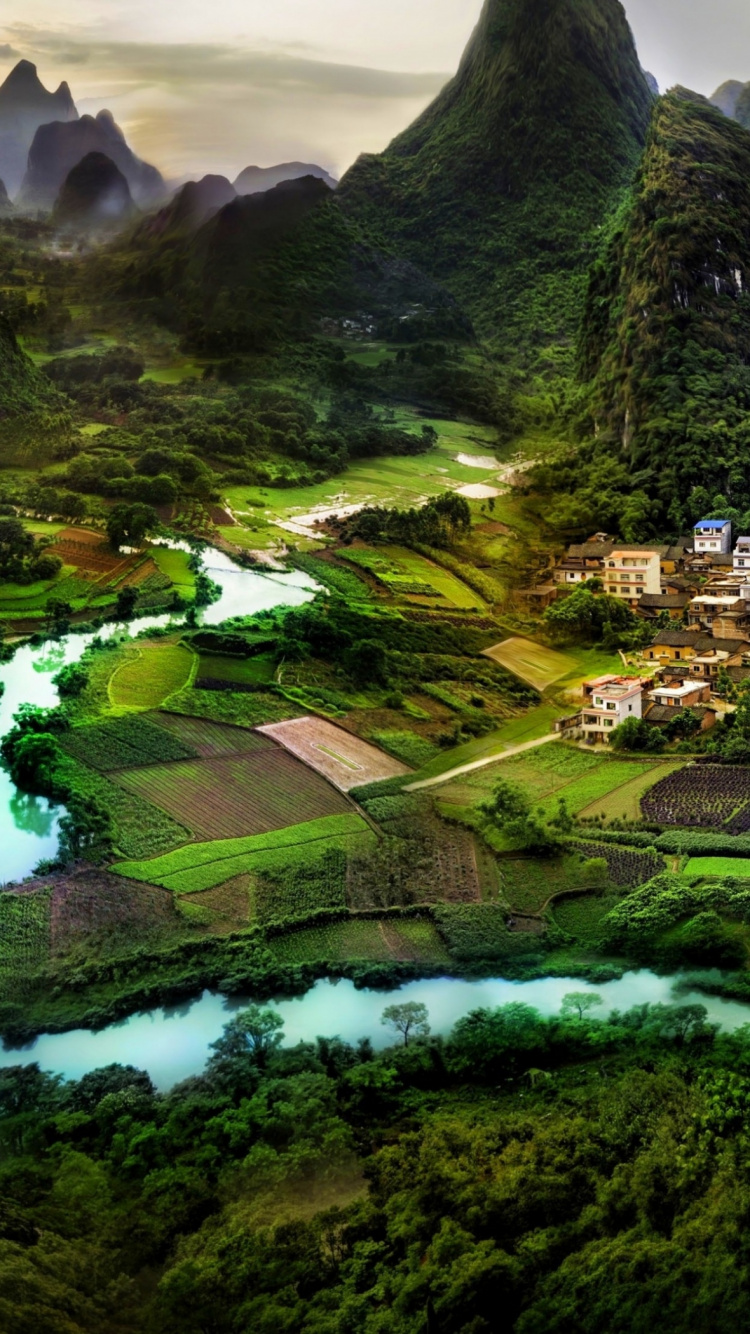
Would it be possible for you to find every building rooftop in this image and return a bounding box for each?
[695,519,731,530]
[639,593,689,609]
[646,704,714,725]
[651,682,706,699]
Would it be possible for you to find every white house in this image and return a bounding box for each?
[694,519,732,555]
[581,676,644,743]
[734,537,750,573]
[602,548,661,604]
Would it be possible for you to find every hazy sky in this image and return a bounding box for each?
[2,0,750,182]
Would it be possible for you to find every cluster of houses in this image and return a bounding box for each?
[544,518,750,742]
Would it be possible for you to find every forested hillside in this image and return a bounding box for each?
[339,0,652,360]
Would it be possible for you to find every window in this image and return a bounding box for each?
[628,704,633,712]
[606,703,617,711]
[604,719,613,728]
[675,652,681,660]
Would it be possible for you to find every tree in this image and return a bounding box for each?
[381,1002,431,1047]
[561,992,603,1021]
[106,503,158,550]
[480,779,560,853]
[609,716,665,753]
[115,585,138,619]
[44,596,72,634]
[53,663,88,698]
[57,794,113,865]
[7,731,60,794]
[581,857,609,887]
[208,1005,285,1075]
[345,638,390,687]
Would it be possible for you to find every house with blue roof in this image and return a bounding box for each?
[693,519,732,555]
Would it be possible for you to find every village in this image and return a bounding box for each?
[546,517,750,743]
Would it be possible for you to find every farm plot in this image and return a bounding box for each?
[50,869,175,957]
[499,857,589,914]
[568,841,666,888]
[536,761,660,819]
[195,653,275,687]
[580,762,685,822]
[258,716,411,791]
[642,766,750,832]
[112,749,354,841]
[52,527,141,581]
[114,813,373,894]
[482,638,573,691]
[0,889,51,983]
[109,643,196,710]
[684,857,750,878]
[270,918,450,965]
[340,545,480,609]
[60,715,197,771]
[149,712,273,758]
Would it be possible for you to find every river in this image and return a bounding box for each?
[0,545,319,883]
[2,971,750,1090]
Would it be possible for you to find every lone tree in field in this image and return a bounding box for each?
[381,1002,430,1047]
[106,502,158,551]
[561,992,603,1021]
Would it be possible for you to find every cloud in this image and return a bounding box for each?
[0,27,450,179]
[0,43,19,59]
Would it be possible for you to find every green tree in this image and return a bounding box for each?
[7,731,60,794]
[106,503,158,550]
[57,794,113,865]
[561,992,603,1020]
[208,1006,285,1080]
[381,1002,431,1047]
[52,663,88,697]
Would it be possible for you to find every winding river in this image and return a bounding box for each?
[2,971,750,1090]
[0,545,319,884]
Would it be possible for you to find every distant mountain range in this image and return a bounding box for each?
[0,58,77,196]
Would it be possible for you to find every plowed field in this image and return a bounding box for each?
[258,716,411,791]
[112,749,352,840]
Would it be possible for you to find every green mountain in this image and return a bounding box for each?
[579,88,750,522]
[0,320,74,464]
[338,0,652,360]
[109,175,470,356]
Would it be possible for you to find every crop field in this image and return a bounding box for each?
[259,716,411,790]
[165,685,297,729]
[580,762,685,822]
[113,744,353,841]
[254,846,348,923]
[58,755,191,859]
[109,643,196,710]
[536,761,663,819]
[0,889,51,985]
[60,715,197,771]
[148,712,272,758]
[52,528,140,580]
[642,766,750,832]
[114,813,374,894]
[148,545,196,596]
[684,857,750,878]
[49,869,175,956]
[568,841,666,888]
[195,653,276,687]
[482,637,574,691]
[552,893,622,947]
[270,917,450,964]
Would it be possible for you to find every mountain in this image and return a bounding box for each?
[17,110,164,211]
[52,152,135,231]
[711,78,750,129]
[138,174,237,238]
[0,319,74,464]
[0,59,78,197]
[109,175,469,356]
[0,179,11,213]
[338,0,652,358]
[579,88,750,519]
[234,162,337,196]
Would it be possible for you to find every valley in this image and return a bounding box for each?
[4,2,750,1330]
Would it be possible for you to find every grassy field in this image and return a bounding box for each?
[113,813,374,894]
[684,857,750,878]
[149,545,196,596]
[341,544,482,609]
[406,706,563,784]
[482,638,574,691]
[195,653,276,686]
[221,429,507,550]
[535,761,662,819]
[109,644,197,710]
[500,856,588,914]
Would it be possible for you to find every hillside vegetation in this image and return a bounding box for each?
[339,0,652,361]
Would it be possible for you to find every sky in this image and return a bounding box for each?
[2,0,750,183]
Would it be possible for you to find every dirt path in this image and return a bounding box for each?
[403,732,560,792]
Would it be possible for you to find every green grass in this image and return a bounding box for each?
[109,644,197,710]
[536,761,658,818]
[684,857,750,879]
[500,855,587,914]
[113,813,373,893]
[149,546,196,596]
[196,653,276,686]
[408,705,562,783]
[370,730,439,768]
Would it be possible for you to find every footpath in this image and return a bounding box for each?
[403,732,560,792]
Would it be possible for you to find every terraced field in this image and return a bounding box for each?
[112,748,353,840]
